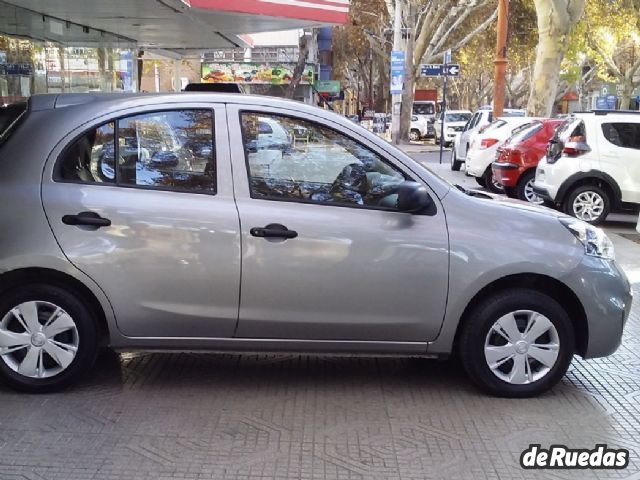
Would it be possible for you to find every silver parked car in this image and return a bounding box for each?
[0,94,632,396]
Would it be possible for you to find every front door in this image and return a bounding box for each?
[228,107,449,342]
[42,105,241,338]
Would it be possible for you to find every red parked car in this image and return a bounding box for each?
[492,118,564,204]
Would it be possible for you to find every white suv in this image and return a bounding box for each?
[534,111,640,224]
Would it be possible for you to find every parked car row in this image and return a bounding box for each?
[449,108,640,225]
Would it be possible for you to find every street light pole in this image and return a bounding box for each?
[391,0,403,144]
[493,0,509,119]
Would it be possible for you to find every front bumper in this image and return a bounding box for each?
[443,130,461,142]
[561,256,633,359]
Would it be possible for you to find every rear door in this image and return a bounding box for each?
[598,120,640,203]
[42,104,241,338]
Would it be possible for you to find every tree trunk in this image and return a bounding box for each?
[620,80,635,110]
[286,33,310,100]
[399,2,417,143]
[527,0,585,116]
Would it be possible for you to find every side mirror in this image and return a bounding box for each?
[396,181,432,213]
[150,151,179,168]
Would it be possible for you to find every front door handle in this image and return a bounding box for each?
[250,223,298,239]
[62,212,111,228]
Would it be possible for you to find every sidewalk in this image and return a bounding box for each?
[396,142,442,154]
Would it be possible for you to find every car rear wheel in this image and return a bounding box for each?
[483,167,504,194]
[503,186,518,198]
[0,284,99,392]
[409,129,421,142]
[458,289,574,397]
[563,184,610,225]
[517,170,544,204]
[451,149,462,171]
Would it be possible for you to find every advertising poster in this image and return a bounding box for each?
[201,63,315,85]
[390,50,405,95]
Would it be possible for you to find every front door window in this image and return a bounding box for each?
[240,112,407,210]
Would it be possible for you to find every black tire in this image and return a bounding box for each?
[0,284,99,393]
[451,149,462,171]
[409,129,421,142]
[475,176,487,188]
[516,170,543,204]
[563,184,611,225]
[458,289,575,398]
[503,186,518,198]
[483,167,504,194]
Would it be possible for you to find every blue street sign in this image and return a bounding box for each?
[421,64,442,76]
[596,97,608,109]
[390,50,406,94]
[606,94,617,109]
[420,63,461,77]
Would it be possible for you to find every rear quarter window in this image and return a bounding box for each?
[0,102,27,147]
[601,123,640,150]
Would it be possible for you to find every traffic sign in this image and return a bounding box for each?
[420,63,461,77]
[443,64,460,76]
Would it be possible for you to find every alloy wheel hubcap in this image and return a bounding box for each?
[0,301,79,379]
[484,310,560,385]
[524,179,543,204]
[573,191,604,221]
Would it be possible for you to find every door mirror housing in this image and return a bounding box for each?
[396,181,432,213]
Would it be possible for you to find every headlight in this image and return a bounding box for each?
[559,218,615,260]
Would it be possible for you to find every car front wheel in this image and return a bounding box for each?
[409,129,421,142]
[458,289,574,397]
[0,284,99,392]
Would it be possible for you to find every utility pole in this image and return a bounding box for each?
[391,0,404,144]
[493,0,508,119]
[439,49,451,164]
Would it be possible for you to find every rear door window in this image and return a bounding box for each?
[56,109,216,193]
[601,123,640,150]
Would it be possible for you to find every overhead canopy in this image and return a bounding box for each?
[0,0,349,50]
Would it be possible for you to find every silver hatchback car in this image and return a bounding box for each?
[0,94,632,396]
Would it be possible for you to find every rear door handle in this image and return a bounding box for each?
[62,212,111,228]
[250,223,298,239]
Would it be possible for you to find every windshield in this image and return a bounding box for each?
[505,122,542,145]
[413,103,434,115]
[445,113,472,122]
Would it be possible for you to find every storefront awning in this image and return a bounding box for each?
[0,0,349,50]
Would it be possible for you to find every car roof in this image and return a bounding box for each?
[28,92,305,112]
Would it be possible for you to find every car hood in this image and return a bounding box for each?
[445,121,469,128]
[466,188,567,219]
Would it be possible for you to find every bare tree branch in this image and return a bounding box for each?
[425,7,498,64]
